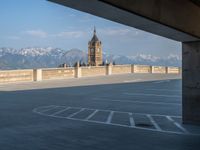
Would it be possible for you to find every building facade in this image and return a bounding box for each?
[88,28,103,66]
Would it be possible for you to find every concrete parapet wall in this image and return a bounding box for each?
[42,68,75,80]
[81,66,106,77]
[0,64,181,84]
[0,69,33,83]
[112,65,131,74]
[134,65,151,73]
[167,67,180,74]
[152,66,166,74]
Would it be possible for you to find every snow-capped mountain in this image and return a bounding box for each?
[0,47,181,69]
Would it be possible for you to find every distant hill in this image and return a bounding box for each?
[0,47,181,70]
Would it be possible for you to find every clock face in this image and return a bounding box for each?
[91,48,94,52]
[97,48,100,52]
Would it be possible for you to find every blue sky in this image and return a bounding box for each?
[0,0,181,57]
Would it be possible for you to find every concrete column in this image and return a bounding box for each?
[33,69,42,81]
[106,63,112,75]
[165,67,169,74]
[75,62,82,78]
[131,64,135,73]
[182,41,200,125]
[150,66,154,73]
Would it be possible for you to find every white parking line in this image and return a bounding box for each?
[147,114,162,131]
[124,92,181,98]
[40,105,58,113]
[166,116,189,134]
[85,110,99,120]
[51,107,71,116]
[33,105,199,135]
[129,113,135,127]
[106,111,114,124]
[93,97,181,106]
[68,108,85,118]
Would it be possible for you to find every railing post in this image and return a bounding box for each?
[33,69,42,81]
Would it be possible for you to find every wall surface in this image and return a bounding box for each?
[0,64,181,84]
[112,65,131,74]
[42,68,75,80]
[0,69,33,83]
[81,66,106,77]
[134,65,151,73]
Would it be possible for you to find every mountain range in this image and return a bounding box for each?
[0,47,181,70]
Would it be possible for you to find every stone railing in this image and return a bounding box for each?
[0,64,181,83]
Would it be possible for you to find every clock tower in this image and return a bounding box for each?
[88,27,103,66]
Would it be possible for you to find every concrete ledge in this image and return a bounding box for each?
[0,64,181,84]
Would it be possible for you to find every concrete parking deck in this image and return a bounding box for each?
[0,74,200,150]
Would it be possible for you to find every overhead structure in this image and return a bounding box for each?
[48,0,200,125]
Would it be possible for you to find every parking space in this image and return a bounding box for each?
[0,74,200,150]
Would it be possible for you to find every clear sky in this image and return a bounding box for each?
[0,0,181,57]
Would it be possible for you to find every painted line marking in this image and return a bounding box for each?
[166,116,189,134]
[129,113,135,127]
[35,105,181,118]
[67,108,85,118]
[147,114,162,131]
[51,107,71,116]
[85,110,99,120]
[93,97,181,106]
[106,111,114,124]
[33,105,200,135]
[39,105,58,113]
[124,92,181,98]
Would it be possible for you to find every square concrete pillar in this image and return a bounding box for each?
[182,41,200,125]
[165,67,169,74]
[131,64,135,73]
[106,63,112,75]
[150,66,154,73]
[33,69,42,81]
[75,62,82,78]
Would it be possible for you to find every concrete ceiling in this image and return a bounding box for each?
[48,0,200,42]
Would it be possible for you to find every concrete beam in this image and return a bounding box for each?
[48,0,200,42]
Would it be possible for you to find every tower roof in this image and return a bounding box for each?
[91,27,99,42]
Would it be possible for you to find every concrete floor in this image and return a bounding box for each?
[0,74,200,150]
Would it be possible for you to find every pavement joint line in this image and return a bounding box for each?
[33,106,198,136]
[68,108,85,118]
[153,80,171,84]
[147,114,162,131]
[93,97,181,106]
[50,107,71,116]
[85,110,99,120]
[106,111,114,124]
[166,116,189,134]
[129,113,135,127]
[124,92,181,98]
